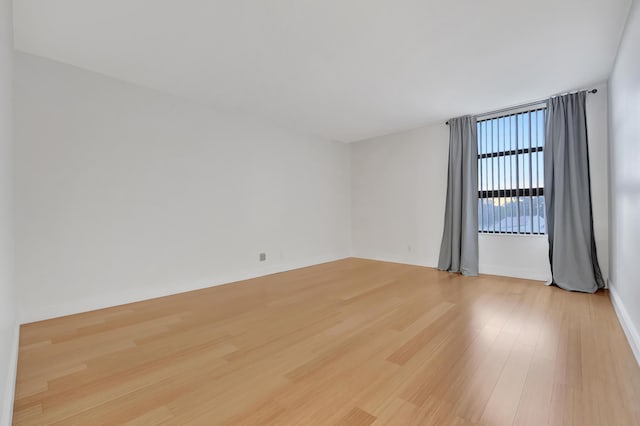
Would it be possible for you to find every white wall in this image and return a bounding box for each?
[351,123,450,268]
[14,53,351,323]
[351,83,610,282]
[608,0,640,363]
[0,0,17,424]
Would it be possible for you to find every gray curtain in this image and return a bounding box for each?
[545,92,604,293]
[438,116,478,276]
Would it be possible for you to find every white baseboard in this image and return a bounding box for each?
[19,255,349,324]
[478,264,549,282]
[1,323,19,426]
[351,254,548,282]
[609,284,640,367]
[350,254,435,269]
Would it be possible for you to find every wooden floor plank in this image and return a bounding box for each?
[12,258,640,425]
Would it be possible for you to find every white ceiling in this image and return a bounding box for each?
[13,0,631,142]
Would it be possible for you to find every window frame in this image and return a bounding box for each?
[477,107,546,236]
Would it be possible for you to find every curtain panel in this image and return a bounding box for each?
[438,116,479,276]
[544,92,604,293]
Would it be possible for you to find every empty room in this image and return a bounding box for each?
[1,0,640,424]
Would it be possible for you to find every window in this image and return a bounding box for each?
[478,108,546,234]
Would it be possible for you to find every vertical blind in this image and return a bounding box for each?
[477,108,546,234]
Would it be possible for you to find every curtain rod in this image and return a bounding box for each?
[445,88,598,125]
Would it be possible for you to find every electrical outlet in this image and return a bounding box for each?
[259,252,266,262]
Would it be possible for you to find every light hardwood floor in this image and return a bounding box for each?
[13,258,640,425]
